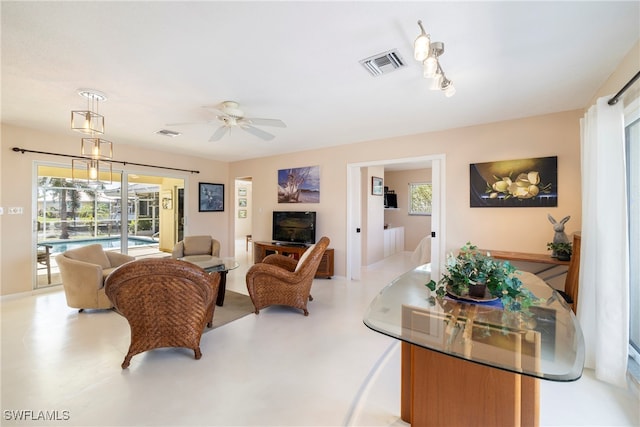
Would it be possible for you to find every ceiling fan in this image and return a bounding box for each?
[166,101,286,142]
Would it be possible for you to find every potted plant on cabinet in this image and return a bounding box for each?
[547,242,572,261]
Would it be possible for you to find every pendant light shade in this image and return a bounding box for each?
[71,110,104,134]
[70,89,114,184]
[72,158,113,184]
[81,138,113,160]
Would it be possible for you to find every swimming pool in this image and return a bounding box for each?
[42,237,158,254]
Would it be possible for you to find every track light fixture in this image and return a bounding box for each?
[414,21,455,97]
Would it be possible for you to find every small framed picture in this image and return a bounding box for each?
[372,176,383,196]
[238,209,247,218]
[199,183,224,212]
[238,188,247,197]
[161,190,173,210]
[238,198,247,207]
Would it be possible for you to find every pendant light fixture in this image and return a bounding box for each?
[70,89,113,183]
[413,21,455,97]
[71,90,105,134]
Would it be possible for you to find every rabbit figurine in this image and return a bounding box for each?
[547,214,570,256]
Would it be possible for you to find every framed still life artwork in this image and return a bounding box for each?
[199,183,224,212]
[469,156,558,207]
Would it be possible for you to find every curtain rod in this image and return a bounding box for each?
[12,147,200,174]
[608,70,640,105]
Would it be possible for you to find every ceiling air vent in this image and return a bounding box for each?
[155,129,181,138]
[359,49,406,77]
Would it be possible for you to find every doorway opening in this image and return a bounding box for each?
[234,177,253,263]
[346,155,445,281]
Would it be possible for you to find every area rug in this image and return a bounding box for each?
[209,290,255,329]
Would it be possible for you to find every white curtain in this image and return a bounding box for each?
[579,95,630,388]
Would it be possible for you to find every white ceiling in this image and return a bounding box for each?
[2,1,639,164]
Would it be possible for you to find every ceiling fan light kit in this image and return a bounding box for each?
[167,100,286,142]
[414,20,455,97]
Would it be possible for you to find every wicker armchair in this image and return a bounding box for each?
[105,258,220,369]
[246,236,330,316]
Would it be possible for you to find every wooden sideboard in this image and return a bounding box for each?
[253,241,334,278]
[482,249,570,266]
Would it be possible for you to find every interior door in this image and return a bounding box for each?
[178,188,184,242]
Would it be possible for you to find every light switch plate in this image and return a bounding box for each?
[8,207,23,215]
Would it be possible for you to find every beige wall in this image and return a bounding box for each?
[229,110,583,279]
[1,124,230,295]
[0,110,586,295]
[384,169,433,251]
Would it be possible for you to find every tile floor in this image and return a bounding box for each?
[2,242,638,426]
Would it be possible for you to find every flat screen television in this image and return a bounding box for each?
[272,211,316,245]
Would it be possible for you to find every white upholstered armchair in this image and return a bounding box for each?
[56,243,134,311]
[172,235,221,259]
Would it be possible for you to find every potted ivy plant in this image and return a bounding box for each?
[547,242,572,261]
[426,242,539,311]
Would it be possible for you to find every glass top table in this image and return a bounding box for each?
[179,256,239,307]
[363,264,585,382]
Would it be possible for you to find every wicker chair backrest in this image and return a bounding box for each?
[105,259,215,332]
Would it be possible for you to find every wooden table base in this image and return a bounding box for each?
[401,342,539,427]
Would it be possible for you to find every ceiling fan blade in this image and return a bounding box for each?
[209,126,229,142]
[246,118,286,128]
[241,125,275,141]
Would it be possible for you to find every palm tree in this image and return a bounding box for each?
[38,178,97,239]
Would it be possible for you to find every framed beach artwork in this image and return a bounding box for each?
[277,165,320,203]
[469,156,558,207]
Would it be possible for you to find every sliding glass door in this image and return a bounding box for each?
[626,115,639,362]
[35,164,184,289]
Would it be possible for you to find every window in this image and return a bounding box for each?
[408,182,432,215]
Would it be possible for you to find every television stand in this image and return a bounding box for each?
[254,241,334,278]
[273,241,308,247]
